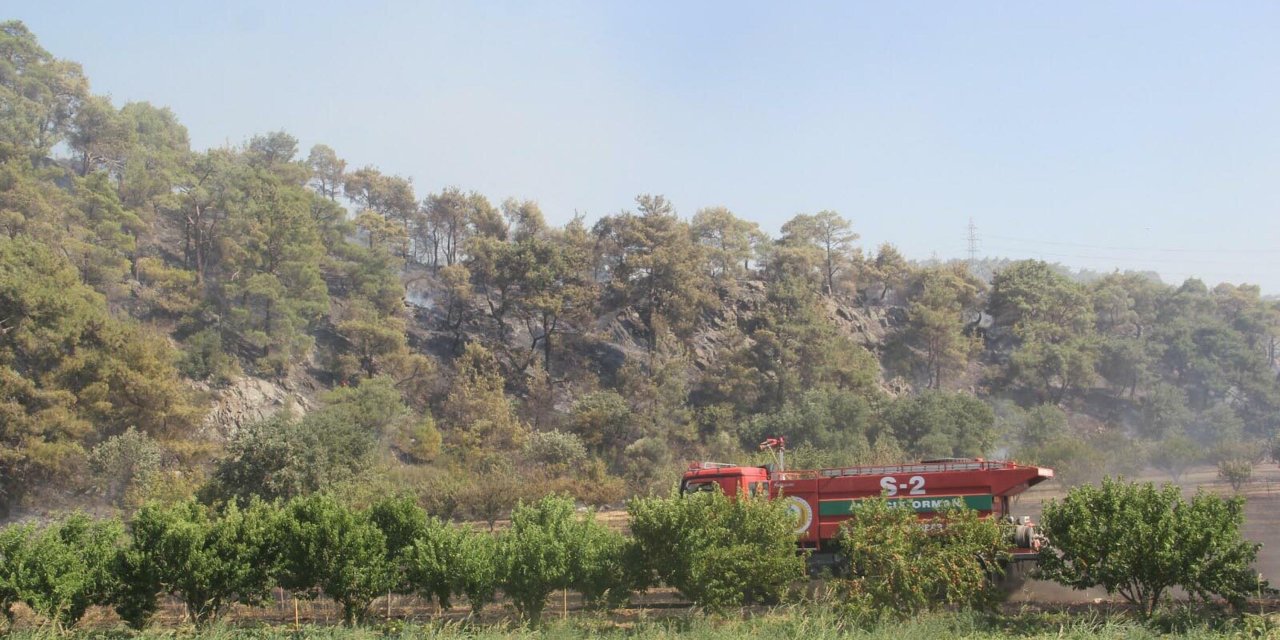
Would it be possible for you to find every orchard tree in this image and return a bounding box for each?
[8,514,121,631]
[0,523,27,627]
[628,489,803,610]
[457,527,500,615]
[498,495,577,623]
[126,499,280,626]
[278,494,395,625]
[404,516,463,609]
[1038,478,1264,617]
[839,498,1008,621]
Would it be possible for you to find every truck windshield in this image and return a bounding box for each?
[682,480,719,495]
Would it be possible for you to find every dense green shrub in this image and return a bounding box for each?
[125,499,281,626]
[838,498,1008,622]
[628,489,803,611]
[0,523,30,627]
[278,494,395,625]
[8,514,122,630]
[1038,478,1265,617]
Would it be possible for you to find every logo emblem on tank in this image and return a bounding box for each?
[784,496,813,534]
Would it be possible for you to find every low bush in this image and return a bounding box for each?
[0,523,31,627]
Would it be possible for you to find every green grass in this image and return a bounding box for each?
[4,607,1276,639]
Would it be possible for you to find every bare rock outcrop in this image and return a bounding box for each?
[200,376,311,440]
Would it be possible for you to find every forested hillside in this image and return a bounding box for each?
[3,21,1278,520]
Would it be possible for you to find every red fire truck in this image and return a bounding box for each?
[680,438,1054,573]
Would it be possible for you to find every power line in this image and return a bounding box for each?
[981,245,1280,267]
[982,233,1280,255]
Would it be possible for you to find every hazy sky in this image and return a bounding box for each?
[16,2,1280,290]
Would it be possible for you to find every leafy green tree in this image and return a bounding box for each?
[367,494,429,596]
[420,186,495,267]
[127,499,280,625]
[747,268,880,412]
[9,514,121,630]
[217,162,329,373]
[899,265,983,388]
[879,391,994,458]
[1038,478,1265,617]
[838,498,1008,622]
[1218,458,1253,492]
[628,489,803,611]
[567,390,639,460]
[512,236,596,371]
[1138,383,1192,439]
[344,167,418,258]
[1149,433,1201,483]
[0,21,89,160]
[690,206,760,288]
[203,410,377,505]
[278,494,395,625]
[0,238,199,515]
[779,211,858,297]
[990,261,1097,402]
[456,527,499,616]
[524,430,589,472]
[404,516,463,609]
[66,171,144,295]
[568,511,633,610]
[441,343,527,457]
[115,101,190,212]
[68,94,134,177]
[306,144,346,200]
[593,196,713,349]
[498,494,577,623]
[502,197,546,240]
[1015,404,1069,451]
[741,388,875,463]
[89,427,162,509]
[868,243,910,302]
[1017,436,1100,487]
